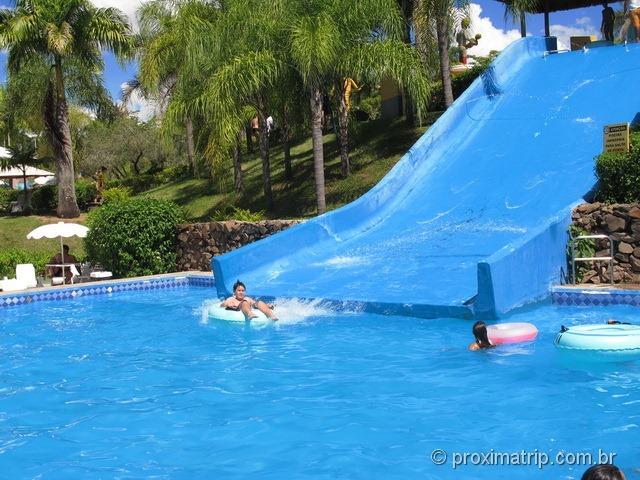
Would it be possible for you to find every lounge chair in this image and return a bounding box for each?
[15,264,37,288]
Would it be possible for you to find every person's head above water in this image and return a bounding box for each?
[582,464,626,480]
[472,321,493,349]
[232,280,247,299]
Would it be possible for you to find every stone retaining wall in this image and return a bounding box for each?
[176,220,300,272]
[572,203,640,284]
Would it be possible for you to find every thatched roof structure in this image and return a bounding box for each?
[496,0,622,14]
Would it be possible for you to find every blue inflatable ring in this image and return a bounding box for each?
[555,324,640,352]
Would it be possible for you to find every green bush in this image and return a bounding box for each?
[211,206,266,221]
[85,197,184,277]
[102,186,133,204]
[75,179,98,210]
[154,165,189,184]
[0,249,52,278]
[0,188,19,215]
[31,185,57,213]
[31,180,98,213]
[596,130,640,203]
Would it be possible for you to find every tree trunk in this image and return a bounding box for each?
[132,151,143,175]
[233,131,245,192]
[337,93,350,178]
[245,124,254,154]
[44,62,79,218]
[310,87,326,215]
[185,116,198,178]
[21,166,30,213]
[436,17,454,108]
[281,108,292,181]
[256,96,273,210]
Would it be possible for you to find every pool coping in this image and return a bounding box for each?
[551,284,640,307]
[0,271,215,308]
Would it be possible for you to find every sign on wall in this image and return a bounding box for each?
[603,123,630,153]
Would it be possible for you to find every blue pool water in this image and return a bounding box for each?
[1,286,639,479]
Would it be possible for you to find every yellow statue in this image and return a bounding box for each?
[342,77,362,111]
[456,18,481,65]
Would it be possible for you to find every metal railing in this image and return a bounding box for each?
[570,234,614,285]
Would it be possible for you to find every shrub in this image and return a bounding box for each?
[102,186,132,204]
[31,180,98,213]
[0,188,19,215]
[85,198,184,277]
[75,179,98,210]
[211,206,266,221]
[595,130,640,203]
[31,185,57,213]
[0,249,52,278]
[154,165,189,184]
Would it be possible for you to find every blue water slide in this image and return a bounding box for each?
[213,37,640,318]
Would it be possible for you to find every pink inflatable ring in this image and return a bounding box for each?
[487,322,538,345]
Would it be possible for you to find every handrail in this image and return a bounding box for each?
[570,234,614,285]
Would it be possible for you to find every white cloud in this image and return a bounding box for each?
[119,82,161,122]
[550,21,599,50]
[575,16,592,26]
[465,3,522,57]
[92,0,145,29]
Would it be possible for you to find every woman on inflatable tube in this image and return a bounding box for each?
[220,280,278,321]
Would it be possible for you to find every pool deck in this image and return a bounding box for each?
[551,283,640,307]
[0,271,215,308]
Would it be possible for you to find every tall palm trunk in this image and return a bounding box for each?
[45,62,79,218]
[233,131,245,192]
[310,86,326,215]
[256,96,273,210]
[185,116,198,178]
[337,94,350,178]
[281,107,293,181]
[436,16,454,108]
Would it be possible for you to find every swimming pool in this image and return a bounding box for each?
[1,286,638,479]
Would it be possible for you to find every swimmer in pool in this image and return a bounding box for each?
[220,280,278,321]
[468,320,495,351]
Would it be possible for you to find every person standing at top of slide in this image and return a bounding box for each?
[601,3,615,41]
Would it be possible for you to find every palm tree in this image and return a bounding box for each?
[137,0,211,179]
[289,0,429,210]
[414,0,469,108]
[0,0,134,218]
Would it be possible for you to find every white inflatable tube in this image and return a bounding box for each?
[207,305,270,323]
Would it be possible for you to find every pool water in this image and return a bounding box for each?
[1,287,639,479]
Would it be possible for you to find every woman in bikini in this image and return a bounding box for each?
[220,280,278,321]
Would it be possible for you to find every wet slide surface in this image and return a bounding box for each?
[214,38,640,317]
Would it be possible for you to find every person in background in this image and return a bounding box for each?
[220,280,278,321]
[581,464,626,480]
[627,0,640,42]
[601,3,616,41]
[468,320,494,351]
[48,245,78,284]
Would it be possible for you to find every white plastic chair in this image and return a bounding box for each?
[0,278,27,292]
[15,264,37,288]
[51,265,80,286]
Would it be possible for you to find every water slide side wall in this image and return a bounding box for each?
[213,37,554,299]
[473,207,574,319]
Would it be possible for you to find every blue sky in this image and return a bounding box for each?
[0,0,623,104]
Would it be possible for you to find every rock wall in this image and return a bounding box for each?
[572,203,640,284]
[176,220,300,272]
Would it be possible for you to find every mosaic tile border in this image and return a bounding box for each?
[551,287,640,307]
[0,274,215,308]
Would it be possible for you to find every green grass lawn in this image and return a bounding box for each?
[0,214,86,256]
[144,117,436,220]
[0,115,438,255]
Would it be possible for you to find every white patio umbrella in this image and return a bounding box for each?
[27,222,89,279]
